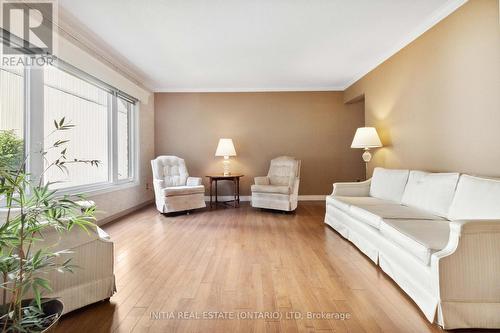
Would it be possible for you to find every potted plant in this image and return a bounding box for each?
[0,118,100,332]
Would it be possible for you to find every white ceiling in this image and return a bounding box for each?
[59,0,466,92]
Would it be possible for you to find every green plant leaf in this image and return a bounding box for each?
[34,277,52,292]
[33,285,42,309]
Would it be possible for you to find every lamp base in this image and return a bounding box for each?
[362,149,372,163]
[223,157,231,176]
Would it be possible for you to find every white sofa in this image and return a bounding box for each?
[151,156,206,214]
[0,207,115,314]
[251,156,301,212]
[39,226,115,314]
[324,167,500,329]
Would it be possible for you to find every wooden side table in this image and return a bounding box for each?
[206,174,244,208]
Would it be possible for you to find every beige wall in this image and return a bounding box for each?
[345,0,500,177]
[155,92,365,195]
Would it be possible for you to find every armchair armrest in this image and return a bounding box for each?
[187,177,203,186]
[153,178,165,186]
[254,176,270,185]
[432,220,500,302]
[153,179,165,197]
[331,179,371,196]
[291,177,300,196]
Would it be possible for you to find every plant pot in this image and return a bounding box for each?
[0,298,63,333]
[37,299,63,333]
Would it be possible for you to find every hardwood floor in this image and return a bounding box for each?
[56,202,448,333]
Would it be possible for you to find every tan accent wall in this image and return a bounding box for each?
[345,0,500,177]
[154,92,365,195]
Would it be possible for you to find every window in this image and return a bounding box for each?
[0,59,138,194]
[117,96,133,180]
[44,65,111,189]
[0,65,25,171]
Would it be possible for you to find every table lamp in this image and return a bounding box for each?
[351,127,382,162]
[215,138,237,175]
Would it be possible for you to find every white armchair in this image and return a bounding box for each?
[151,156,206,213]
[251,156,301,211]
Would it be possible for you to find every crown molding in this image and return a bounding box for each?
[57,7,154,92]
[342,0,468,90]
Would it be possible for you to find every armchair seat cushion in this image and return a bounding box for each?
[251,184,291,195]
[163,185,205,197]
[380,219,450,265]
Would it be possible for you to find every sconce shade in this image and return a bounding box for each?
[351,127,382,149]
[215,138,237,157]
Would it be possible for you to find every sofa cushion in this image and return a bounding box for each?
[370,168,409,202]
[251,184,291,195]
[326,195,396,212]
[380,219,450,265]
[163,185,205,197]
[401,171,459,218]
[448,174,500,220]
[349,204,445,229]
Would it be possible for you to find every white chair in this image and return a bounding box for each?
[251,156,301,211]
[151,156,206,213]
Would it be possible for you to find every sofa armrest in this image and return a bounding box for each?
[331,179,371,196]
[254,176,270,185]
[75,200,96,211]
[187,177,203,186]
[432,220,500,302]
[33,225,110,252]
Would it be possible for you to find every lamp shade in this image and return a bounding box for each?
[215,138,237,157]
[351,127,382,148]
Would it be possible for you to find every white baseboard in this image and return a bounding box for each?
[203,195,326,202]
[298,195,326,201]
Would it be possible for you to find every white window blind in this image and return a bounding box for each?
[0,66,24,137]
[43,65,111,189]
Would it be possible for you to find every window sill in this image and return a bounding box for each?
[0,180,141,209]
[55,180,140,198]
